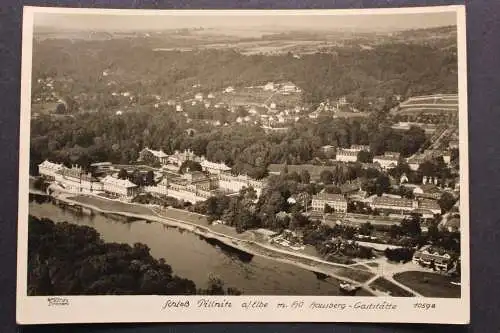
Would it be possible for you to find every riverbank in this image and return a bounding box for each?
[32,190,379,295]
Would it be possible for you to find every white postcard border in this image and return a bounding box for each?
[17,5,470,325]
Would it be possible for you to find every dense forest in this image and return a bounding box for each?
[31,35,457,108]
[28,216,240,295]
[30,108,428,178]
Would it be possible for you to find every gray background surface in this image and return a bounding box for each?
[0,0,497,332]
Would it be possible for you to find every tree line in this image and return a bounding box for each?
[28,216,240,295]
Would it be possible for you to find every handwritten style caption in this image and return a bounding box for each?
[158,298,436,312]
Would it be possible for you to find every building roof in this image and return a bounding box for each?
[313,192,347,203]
[143,147,168,158]
[337,149,358,157]
[418,199,441,211]
[349,145,370,151]
[373,155,399,162]
[39,160,64,170]
[201,159,231,171]
[416,184,443,194]
[340,183,360,194]
[102,175,138,188]
[414,245,452,264]
[372,196,414,208]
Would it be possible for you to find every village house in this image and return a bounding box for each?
[195,93,203,101]
[38,160,64,180]
[224,86,235,93]
[311,193,348,213]
[373,152,400,170]
[413,184,443,200]
[348,145,370,152]
[167,149,200,166]
[263,82,275,91]
[101,175,138,199]
[407,155,427,171]
[412,245,454,272]
[139,147,169,165]
[280,82,301,93]
[335,149,358,163]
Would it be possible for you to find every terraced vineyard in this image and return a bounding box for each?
[396,94,458,115]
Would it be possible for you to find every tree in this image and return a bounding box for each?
[324,204,334,214]
[300,170,311,184]
[359,222,373,236]
[179,160,202,174]
[401,215,422,238]
[357,150,373,163]
[438,192,456,213]
[375,174,391,196]
[145,170,155,186]
[55,102,67,114]
[117,168,128,180]
[319,170,334,184]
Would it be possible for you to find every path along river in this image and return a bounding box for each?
[29,198,371,296]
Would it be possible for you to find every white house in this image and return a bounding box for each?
[195,93,203,101]
[224,86,235,93]
[101,175,139,198]
[139,147,169,165]
[336,149,358,163]
[311,193,348,213]
[373,152,400,170]
[264,82,275,91]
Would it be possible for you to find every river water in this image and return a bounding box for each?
[29,199,355,295]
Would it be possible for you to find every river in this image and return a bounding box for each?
[29,198,364,296]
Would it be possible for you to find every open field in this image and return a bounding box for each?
[393,271,461,298]
[268,164,339,181]
[369,277,415,297]
[68,195,154,215]
[31,102,59,115]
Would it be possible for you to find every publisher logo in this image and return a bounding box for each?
[47,297,69,306]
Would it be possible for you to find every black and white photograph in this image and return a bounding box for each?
[17,5,469,324]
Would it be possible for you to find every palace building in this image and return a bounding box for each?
[101,175,139,198]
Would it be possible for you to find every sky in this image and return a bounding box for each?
[33,9,457,33]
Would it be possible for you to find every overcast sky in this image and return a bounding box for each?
[33,10,456,33]
[34,11,456,31]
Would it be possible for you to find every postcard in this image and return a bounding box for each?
[17,5,469,324]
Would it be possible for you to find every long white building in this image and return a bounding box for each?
[200,159,231,175]
[218,173,265,197]
[101,175,139,198]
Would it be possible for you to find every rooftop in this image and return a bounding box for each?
[372,196,414,208]
[313,192,347,202]
[102,175,138,188]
